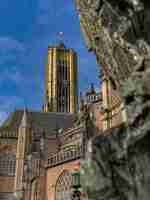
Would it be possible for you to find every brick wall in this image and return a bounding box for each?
[0,176,15,193]
[0,144,16,195]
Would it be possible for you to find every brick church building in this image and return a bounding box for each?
[0,43,126,200]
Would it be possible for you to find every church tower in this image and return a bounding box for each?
[14,109,31,199]
[43,42,78,113]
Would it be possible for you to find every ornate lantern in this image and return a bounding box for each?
[72,170,81,189]
[71,170,81,200]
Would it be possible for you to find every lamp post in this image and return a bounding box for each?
[71,170,81,200]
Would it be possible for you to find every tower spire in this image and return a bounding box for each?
[20,107,28,127]
[44,42,78,113]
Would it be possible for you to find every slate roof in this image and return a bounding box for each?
[0,110,75,133]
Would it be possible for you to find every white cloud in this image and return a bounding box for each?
[0,111,8,126]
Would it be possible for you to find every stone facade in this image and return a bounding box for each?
[80,82,126,132]
[101,73,127,130]
[75,0,150,200]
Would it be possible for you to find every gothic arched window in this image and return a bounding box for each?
[55,170,72,200]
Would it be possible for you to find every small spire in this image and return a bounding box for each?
[90,83,95,93]
[20,108,28,127]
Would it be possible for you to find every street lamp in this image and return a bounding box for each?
[71,170,81,200]
[72,170,81,188]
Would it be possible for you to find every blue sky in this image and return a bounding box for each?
[0,0,99,123]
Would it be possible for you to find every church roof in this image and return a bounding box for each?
[0,110,75,133]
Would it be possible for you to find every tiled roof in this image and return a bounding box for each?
[0,110,75,133]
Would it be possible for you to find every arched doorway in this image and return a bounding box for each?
[55,170,72,200]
